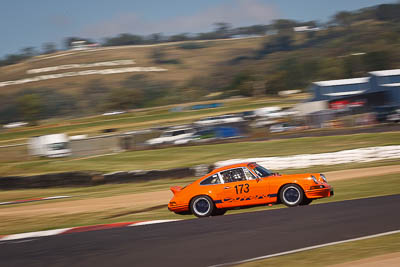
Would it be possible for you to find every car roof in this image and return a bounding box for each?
[210,162,255,175]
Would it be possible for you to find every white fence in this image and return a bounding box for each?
[215,145,400,170]
[0,66,167,88]
[27,60,136,74]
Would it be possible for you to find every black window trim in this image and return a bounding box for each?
[199,173,223,186]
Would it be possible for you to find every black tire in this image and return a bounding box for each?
[212,209,227,216]
[280,184,304,207]
[190,195,215,217]
[300,198,313,206]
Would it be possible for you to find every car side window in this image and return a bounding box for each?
[220,168,246,183]
[200,174,221,185]
[243,168,256,180]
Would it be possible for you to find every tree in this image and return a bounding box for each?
[363,51,392,71]
[342,55,364,78]
[228,72,254,96]
[83,80,111,112]
[42,42,57,54]
[148,33,164,44]
[213,22,232,38]
[264,71,288,95]
[17,94,42,124]
[103,34,144,46]
[106,87,144,110]
[271,19,297,34]
[168,33,190,42]
[376,4,400,21]
[332,11,353,27]
[20,47,37,58]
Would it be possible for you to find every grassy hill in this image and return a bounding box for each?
[0,37,264,94]
[1,3,400,126]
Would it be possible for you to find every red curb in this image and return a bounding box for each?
[62,221,143,234]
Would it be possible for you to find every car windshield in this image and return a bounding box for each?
[48,142,68,150]
[251,164,273,177]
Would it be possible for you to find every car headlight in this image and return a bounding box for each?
[311,175,318,184]
[320,174,328,183]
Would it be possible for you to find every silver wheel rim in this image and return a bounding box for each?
[193,197,211,216]
[283,186,301,205]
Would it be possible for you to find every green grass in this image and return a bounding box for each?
[1,131,399,175]
[239,233,400,267]
[1,171,399,235]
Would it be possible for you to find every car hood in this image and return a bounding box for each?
[265,173,319,181]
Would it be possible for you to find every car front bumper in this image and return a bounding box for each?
[305,185,334,199]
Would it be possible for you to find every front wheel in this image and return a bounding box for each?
[280,184,304,207]
[190,195,215,217]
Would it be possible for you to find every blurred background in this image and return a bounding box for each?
[0,0,399,166]
[0,2,400,264]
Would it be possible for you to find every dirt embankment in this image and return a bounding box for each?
[328,252,400,267]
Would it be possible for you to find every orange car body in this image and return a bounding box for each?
[168,162,333,216]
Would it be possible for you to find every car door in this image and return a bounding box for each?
[218,167,268,208]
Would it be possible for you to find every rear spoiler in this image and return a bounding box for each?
[170,186,183,195]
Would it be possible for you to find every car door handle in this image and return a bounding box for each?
[224,186,230,189]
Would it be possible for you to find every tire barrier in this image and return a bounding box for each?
[0,166,208,190]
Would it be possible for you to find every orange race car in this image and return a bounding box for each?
[168,162,333,217]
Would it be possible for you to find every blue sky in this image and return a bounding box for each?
[0,0,396,57]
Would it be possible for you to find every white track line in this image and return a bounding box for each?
[42,196,72,200]
[209,229,400,267]
[1,228,72,241]
[129,219,181,226]
[0,219,182,242]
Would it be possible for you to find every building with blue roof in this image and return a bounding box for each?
[308,69,400,108]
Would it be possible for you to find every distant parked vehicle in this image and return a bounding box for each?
[102,111,125,116]
[269,123,296,133]
[250,119,278,128]
[28,134,71,158]
[145,127,196,145]
[241,111,257,120]
[374,105,400,122]
[194,114,243,126]
[254,107,282,117]
[387,109,400,123]
[3,121,28,129]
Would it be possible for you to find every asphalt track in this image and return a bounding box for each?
[1,194,399,267]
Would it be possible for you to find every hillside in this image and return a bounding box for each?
[1,3,400,124]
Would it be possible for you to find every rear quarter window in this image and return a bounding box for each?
[200,174,221,185]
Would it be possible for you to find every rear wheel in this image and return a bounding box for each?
[190,195,215,217]
[280,184,304,207]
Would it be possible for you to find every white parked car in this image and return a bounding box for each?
[3,121,28,129]
[194,114,243,126]
[145,128,196,145]
[28,133,71,158]
[269,123,296,133]
[102,111,125,116]
[254,107,282,117]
